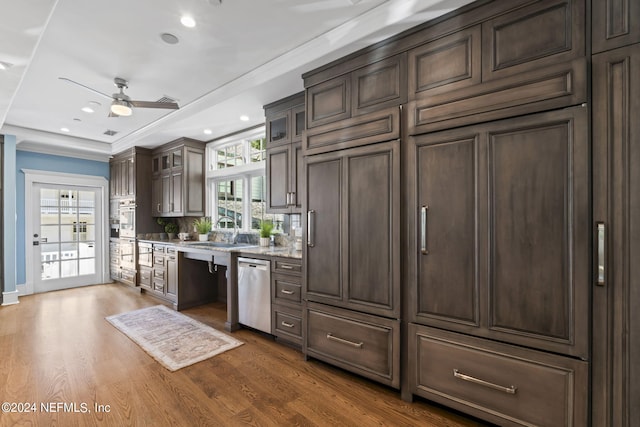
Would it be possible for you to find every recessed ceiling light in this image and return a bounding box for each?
[204,129,213,135]
[81,106,94,113]
[60,127,70,132]
[180,15,196,28]
[161,33,179,44]
[240,115,249,122]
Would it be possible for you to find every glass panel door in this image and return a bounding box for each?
[34,184,102,292]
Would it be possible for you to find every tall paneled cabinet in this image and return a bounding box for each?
[592,1,640,424]
[265,92,305,214]
[293,0,640,425]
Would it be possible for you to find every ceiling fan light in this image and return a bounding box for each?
[111,99,132,116]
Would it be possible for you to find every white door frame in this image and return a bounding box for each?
[22,169,109,295]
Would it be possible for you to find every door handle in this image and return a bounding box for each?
[307,210,315,247]
[596,222,605,286]
[421,205,429,254]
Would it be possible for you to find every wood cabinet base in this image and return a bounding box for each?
[408,324,588,427]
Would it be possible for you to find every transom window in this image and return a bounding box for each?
[206,127,283,232]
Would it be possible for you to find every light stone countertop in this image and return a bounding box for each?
[137,238,303,260]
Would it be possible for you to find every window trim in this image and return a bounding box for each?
[206,126,272,232]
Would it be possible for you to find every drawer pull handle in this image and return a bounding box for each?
[453,369,517,395]
[280,289,294,295]
[281,321,295,328]
[280,264,294,270]
[326,333,363,349]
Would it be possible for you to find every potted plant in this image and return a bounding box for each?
[259,220,274,247]
[164,222,178,240]
[193,217,212,241]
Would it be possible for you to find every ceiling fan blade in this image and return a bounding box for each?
[58,77,112,100]
[130,100,179,110]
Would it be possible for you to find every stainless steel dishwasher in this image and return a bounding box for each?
[237,257,271,334]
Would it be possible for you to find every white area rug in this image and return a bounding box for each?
[106,305,243,371]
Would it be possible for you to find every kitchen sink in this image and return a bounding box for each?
[186,242,255,249]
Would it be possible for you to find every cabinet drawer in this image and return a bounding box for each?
[273,305,303,345]
[273,274,302,305]
[273,259,302,275]
[153,255,165,267]
[409,324,588,427]
[166,247,177,260]
[306,303,399,388]
[153,268,165,280]
[139,267,152,288]
[152,279,165,293]
[303,106,400,156]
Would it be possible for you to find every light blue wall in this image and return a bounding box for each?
[3,136,17,295]
[15,151,109,285]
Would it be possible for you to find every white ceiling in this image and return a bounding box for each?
[0,0,474,161]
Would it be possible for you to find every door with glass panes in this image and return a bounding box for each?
[33,184,103,292]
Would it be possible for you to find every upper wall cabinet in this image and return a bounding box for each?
[264,93,305,213]
[593,0,640,54]
[407,0,586,134]
[408,25,481,100]
[481,0,585,81]
[305,54,406,130]
[151,138,205,217]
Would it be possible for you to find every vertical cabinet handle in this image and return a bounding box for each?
[307,210,315,247]
[421,205,429,254]
[157,203,161,213]
[596,222,606,286]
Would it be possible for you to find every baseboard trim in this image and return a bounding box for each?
[2,290,20,305]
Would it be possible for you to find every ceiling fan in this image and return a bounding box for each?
[58,77,179,117]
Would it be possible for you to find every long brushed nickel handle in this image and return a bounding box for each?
[326,333,363,349]
[453,369,517,394]
[421,205,429,254]
[307,210,315,247]
[597,222,605,286]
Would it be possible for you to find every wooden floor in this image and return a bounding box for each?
[0,284,490,426]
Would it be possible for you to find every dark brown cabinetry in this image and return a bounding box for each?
[592,42,640,427]
[303,137,401,388]
[264,93,304,213]
[109,147,154,286]
[409,325,588,427]
[405,106,590,425]
[271,257,303,347]
[407,106,589,358]
[592,0,640,54]
[305,54,406,130]
[407,0,586,134]
[305,139,400,319]
[151,138,205,217]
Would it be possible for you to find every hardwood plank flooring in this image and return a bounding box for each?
[0,284,491,426]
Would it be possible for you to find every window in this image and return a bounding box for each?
[206,127,283,232]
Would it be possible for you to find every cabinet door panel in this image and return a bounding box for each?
[482,0,584,81]
[266,146,290,213]
[307,76,350,128]
[185,148,204,215]
[351,54,406,116]
[346,142,399,315]
[408,25,481,99]
[161,175,171,214]
[487,107,589,358]
[593,0,640,53]
[151,177,162,216]
[592,44,640,427]
[305,158,342,300]
[414,135,479,326]
[171,173,183,214]
[291,142,303,211]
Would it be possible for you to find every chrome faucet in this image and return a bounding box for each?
[215,215,238,243]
